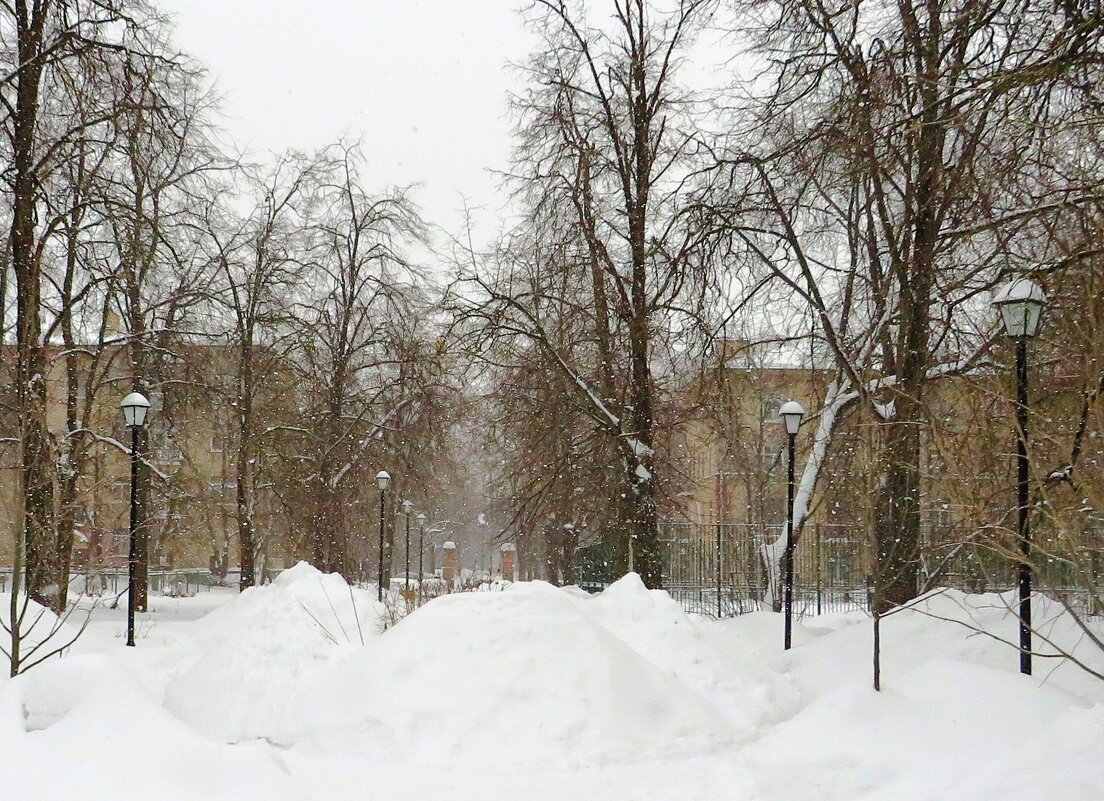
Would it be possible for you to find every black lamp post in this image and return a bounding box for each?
[992,278,1046,676]
[563,522,576,586]
[416,512,426,605]
[120,391,150,647]
[375,470,390,602]
[779,400,804,651]
[402,499,414,596]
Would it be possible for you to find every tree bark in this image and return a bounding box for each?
[11,2,59,611]
[236,345,256,589]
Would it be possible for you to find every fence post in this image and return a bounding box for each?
[715,520,722,618]
[815,523,822,615]
[697,537,704,613]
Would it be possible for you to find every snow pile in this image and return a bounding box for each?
[3,568,1103,799]
[164,562,385,743]
[0,593,86,667]
[297,578,732,766]
[739,589,1104,801]
[0,653,304,801]
[587,574,800,735]
[783,589,1104,701]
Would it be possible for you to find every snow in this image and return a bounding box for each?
[163,562,386,743]
[1,571,1101,800]
[992,277,1045,304]
[297,576,730,766]
[778,399,804,417]
[2,654,306,800]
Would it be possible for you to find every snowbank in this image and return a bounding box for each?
[0,592,86,676]
[779,589,1104,702]
[164,562,386,743]
[3,568,1103,800]
[0,653,305,801]
[736,588,1104,801]
[297,578,732,766]
[588,574,800,735]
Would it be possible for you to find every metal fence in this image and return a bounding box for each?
[0,568,216,598]
[659,522,872,618]
[658,522,1104,620]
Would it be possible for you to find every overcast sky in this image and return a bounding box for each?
[155,1,538,247]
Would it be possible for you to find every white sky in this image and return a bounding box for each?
[155,1,538,248]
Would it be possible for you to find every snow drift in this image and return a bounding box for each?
[297,576,733,766]
[737,589,1104,801]
[2,566,1102,800]
[0,653,304,801]
[164,562,386,743]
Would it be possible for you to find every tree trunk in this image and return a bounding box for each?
[872,36,940,611]
[625,239,660,587]
[874,409,923,611]
[11,6,59,612]
[237,347,256,590]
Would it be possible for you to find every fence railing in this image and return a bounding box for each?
[657,521,1104,620]
[0,568,216,599]
[659,522,872,618]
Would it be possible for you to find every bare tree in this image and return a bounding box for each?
[96,39,222,607]
[454,0,718,588]
[288,143,426,576]
[1,0,195,668]
[205,153,327,589]
[710,0,1104,613]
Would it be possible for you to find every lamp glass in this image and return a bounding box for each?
[402,499,414,513]
[998,299,1043,338]
[376,470,391,491]
[993,279,1045,338]
[120,392,150,428]
[779,401,804,435]
[416,513,426,524]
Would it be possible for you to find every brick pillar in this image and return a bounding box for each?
[442,541,458,587]
[501,543,517,582]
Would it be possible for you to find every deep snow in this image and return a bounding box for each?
[1,566,1101,800]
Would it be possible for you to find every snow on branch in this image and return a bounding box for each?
[77,428,170,480]
[329,397,415,490]
[762,352,991,606]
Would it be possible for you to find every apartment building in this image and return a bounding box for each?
[0,341,290,575]
[663,339,1103,588]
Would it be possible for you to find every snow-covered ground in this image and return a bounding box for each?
[1,564,1102,800]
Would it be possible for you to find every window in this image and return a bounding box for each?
[759,443,782,473]
[760,394,785,423]
[156,445,183,466]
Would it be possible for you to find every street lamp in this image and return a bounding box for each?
[376,470,390,602]
[402,499,414,597]
[992,278,1046,676]
[416,512,427,605]
[563,523,576,586]
[779,400,804,651]
[120,391,150,647]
